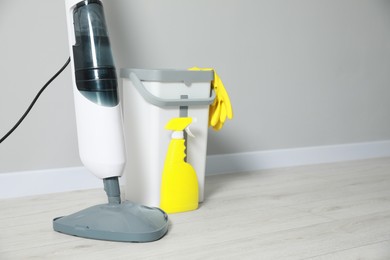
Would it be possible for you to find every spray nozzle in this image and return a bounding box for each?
[165,117,195,139]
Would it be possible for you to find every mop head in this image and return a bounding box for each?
[53,201,168,242]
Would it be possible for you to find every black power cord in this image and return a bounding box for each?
[0,57,71,144]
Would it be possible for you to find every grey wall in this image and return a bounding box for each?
[1,0,390,173]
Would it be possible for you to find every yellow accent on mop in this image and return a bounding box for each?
[160,117,199,214]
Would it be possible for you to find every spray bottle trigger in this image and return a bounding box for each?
[185,127,195,138]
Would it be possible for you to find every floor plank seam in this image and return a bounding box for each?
[299,239,390,260]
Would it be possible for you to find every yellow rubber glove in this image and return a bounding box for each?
[189,67,233,131]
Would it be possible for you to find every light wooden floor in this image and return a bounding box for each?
[1,157,390,259]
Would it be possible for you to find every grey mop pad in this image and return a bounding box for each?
[53,201,168,242]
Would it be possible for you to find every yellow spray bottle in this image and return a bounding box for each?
[160,117,199,214]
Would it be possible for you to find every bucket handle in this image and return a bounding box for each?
[128,72,216,107]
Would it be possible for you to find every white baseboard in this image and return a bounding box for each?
[206,140,390,175]
[1,140,390,199]
[0,167,101,199]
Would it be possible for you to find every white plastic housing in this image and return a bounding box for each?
[65,0,126,179]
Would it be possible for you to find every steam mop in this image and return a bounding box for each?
[53,0,168,242]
